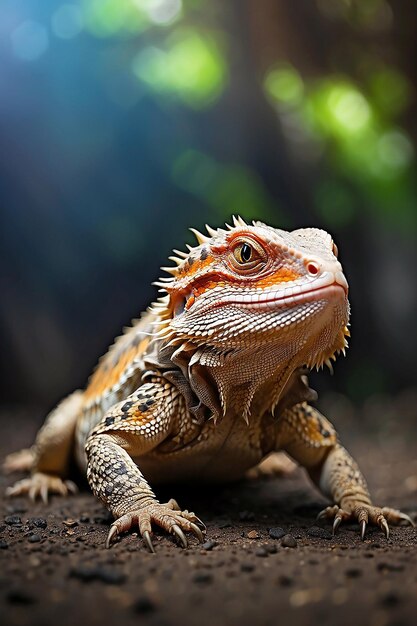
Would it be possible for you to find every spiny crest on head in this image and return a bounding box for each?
[155,217,248,285]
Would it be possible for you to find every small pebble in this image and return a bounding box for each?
[192,571,213,584]
[5,515,22,526]
[201,540,217,551]
[247,530,260,540]
[268,527,286,540]
[133,596,156,614]
[28,534,41,543]
[0,540,9,549]
[240,562,255,572]
[282,534,297,548]
[345,568,362,578]
[307,526,333,540]
[27,517,47,530]
[63,519,78,528]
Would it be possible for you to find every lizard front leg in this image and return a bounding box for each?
[85,379,205,552]
[276,402,414,539]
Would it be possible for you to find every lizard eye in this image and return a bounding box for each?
[234,242,254,264]
[229,238,267,274]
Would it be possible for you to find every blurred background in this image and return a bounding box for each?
[0,0,416,425]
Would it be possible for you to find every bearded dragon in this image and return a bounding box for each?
[4,217,413,551]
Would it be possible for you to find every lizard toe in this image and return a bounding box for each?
[107,501,206,551]
[318,502,413,540]
[6,472,77,502]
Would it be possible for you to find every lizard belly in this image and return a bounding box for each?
[134,415,268,484]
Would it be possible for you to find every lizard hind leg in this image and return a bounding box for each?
[3,448,36,474]
[5,390,83,503]
[246,452,297,480]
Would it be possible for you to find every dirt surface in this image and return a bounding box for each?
[1,405,417,626]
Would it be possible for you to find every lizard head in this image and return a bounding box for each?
[153,217,350,376]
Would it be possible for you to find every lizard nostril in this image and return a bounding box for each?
[306,261,320,276]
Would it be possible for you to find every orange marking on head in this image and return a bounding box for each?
[169,234,302,307]
[177,253,215,279]
[255,267,301,288]
[172,267,301,304]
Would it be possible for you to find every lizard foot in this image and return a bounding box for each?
[6,472,78,504]
[318,503,415,540]
[106,498,206,552]
[3,448,35,474]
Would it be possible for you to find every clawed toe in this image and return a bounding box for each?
[142,530,155,553]
[381,508,416,528]
[106,502,206,551]
[379,517,389,540]
[189,522,205,542]
[171,524,188,548]
[317,502,413,540]
[106,525,119,549]
[6,473,78,503]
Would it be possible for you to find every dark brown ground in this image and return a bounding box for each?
[1,397,417,626]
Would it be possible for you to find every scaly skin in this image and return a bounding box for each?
[4,217,414,551]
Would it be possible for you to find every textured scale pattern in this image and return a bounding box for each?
[4,217,414,550]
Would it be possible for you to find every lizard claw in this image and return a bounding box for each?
[379,517,389,540]
[142,530,155,553]
[171,524,188,548]
[360,519,367,540]
[106,501,206,551]
[106,524,119,549]
[332,513,343,535]
[381,508,415,527]
[318,503,413,540]
[189,522,205,543]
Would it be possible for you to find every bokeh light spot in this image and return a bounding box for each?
[132,29,227,107]
[83,0,148,37]
[329,86,371,132]
[264,65,304,106]
[52,5,84,40]
[141,0,182,25]
[11,20,49,61]
[377,131,414,172]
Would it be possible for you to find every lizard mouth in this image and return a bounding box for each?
[223,277,348,310]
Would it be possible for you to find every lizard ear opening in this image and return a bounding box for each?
[171,292,195,317]
[173,297,186,317]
